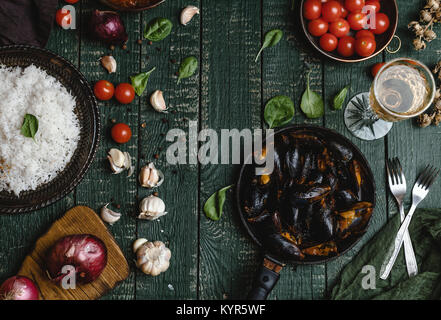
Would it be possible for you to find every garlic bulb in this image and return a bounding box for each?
[150,90,168,113]
[107,148,134,177]
[100,55,117,73]
[138,195,167,220]
[139,163,164,188]
[133,239,171,276]
[180,6,200,26]
[100,203,121,225]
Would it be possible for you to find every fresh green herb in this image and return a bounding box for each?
[130,67,156,96]
[333,85,350,110]
[178,56,198,84]
[21,114,38,139]
[144,18,173,42]
[255,29,283,62]
[204,185,233,221]
[264,95,295,128]
[300,71,324,119]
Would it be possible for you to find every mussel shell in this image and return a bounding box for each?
[327,140,353,162]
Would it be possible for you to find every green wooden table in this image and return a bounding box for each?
[0,0,439,300]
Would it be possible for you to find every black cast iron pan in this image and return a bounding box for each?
[236,125,376,300]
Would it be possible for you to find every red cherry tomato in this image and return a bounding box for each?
[355,29,375,39]
[303,0,322,20]
[344,0,365,12]
[371,62,385,77]
[308,18,329,37]
[372,12,390,34]
[111,123,132,144]
[329,18,350,37]
[347,11,367,30]
[337,36,356,57]
[322,1,342,22]
[94,80,114,101]
[365,0,380,13]
[355,36,376,57]
[114,83,135,104]
[64,0,79,3]
[341,5,349,18]
[320,33,339,51]
[55,9,71,28]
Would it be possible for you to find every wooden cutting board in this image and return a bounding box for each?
[17,206,130,300]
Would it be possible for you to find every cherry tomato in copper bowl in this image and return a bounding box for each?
[300,0,398,62]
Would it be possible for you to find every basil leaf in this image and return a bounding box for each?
[130,67,156,96]
[21,114,38,139]
[178,56,198,84]
[144,18,173,42]
[204,185,233,221]
[333,85,350,110]
[255,29,283,62]
[264,95,295,128]
[300,71,324,119]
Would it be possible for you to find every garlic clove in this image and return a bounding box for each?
[180,6,200,26]
[100,55,117,73]
[100,203,121,225]
[139,163,164,188]
[133,238,148,253]
[108,148,125,168]
[150,90,168,113]
[123,152,134,177]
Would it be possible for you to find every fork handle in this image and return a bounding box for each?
[400,204,418,277]
[380,204,417,280]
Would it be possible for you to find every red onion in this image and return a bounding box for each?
[46,234,107,285]
[0,276,39,300]
[90,10,128,45]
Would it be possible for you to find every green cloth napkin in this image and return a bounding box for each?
[330,209,441,300]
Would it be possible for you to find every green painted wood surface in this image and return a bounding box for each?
[0,0,439,300]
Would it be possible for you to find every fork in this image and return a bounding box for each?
[386,158,418,278]
[380,165,440,280]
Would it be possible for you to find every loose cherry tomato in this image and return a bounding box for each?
[303,0,322,20]
[355,36,376,57]
[320,33,338,51]
[365,0,380,13]
[308,18,329,37]
[111,123,132,144]
[372,12,390,34]
[322,1,342,22]
[347,11,367,30]
[344,0,365,12]
[371,62,385,77]
[355,29,375,39]
[329,18,350,37]
[55,9,71,28]
[337,36,356,57]
[64,0,79,3]
[94,80,114,101]
[340,5,349,18]
[114,83,135,104]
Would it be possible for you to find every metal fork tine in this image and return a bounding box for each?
[387,158,396,185]
[395,158,404,184]
[416,165,430,186]
[421,166,435,188]
[393,158,401,184]
[425,168,439,190]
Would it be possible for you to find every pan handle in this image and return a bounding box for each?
[247,256,284,300]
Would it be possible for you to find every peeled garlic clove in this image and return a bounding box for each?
[100,55,117,73]
[138,195,167,220]
[150,90,168,113]
[180,6,200,26]
[100,203,121,225]
[139,163,164,188]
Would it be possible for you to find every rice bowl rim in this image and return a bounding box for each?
[0,45,100,214]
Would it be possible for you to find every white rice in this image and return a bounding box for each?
[0,64,80,196]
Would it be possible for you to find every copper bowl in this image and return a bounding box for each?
[300,0,398,63]
[99,0,164,12]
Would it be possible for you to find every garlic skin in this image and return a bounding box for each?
[107,148,134,177]
[150,90,168,113]
[139,163,164,188]
[134,239,171,276]
[138,195,167,220]
[100,203,121,225]
[180,6,200,26]
[100,55,117,73]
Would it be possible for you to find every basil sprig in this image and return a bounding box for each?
[204,185,233,221]
[21,114,38,139]
[144,18,173,42]
[333,85,350,110]
[255,29,283,62]
[130,67,156,96]
[178,56,198,84]
[300,71,324,119]
[264,95,295,128]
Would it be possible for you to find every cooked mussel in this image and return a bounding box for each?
[302,241,338,257]
[328,140,353,162]
[289,184,331,206]
[336,202,373,238]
